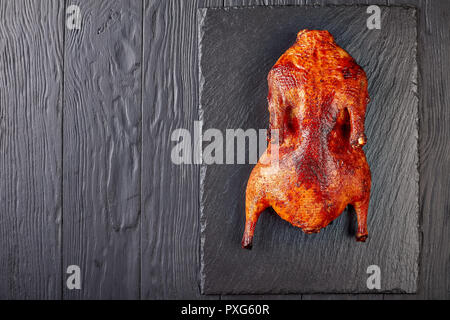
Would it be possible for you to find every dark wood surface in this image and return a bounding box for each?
[0,0,63,299]
[141,0,209,300]
[63,0,142,300]
[0,0,448,300]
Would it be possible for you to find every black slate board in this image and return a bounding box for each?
[199,6,419,294]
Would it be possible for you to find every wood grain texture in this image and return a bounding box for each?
[200,5,419,294]
[63,0,142,299]
[393,0,450,300]
[141,0,219,300]
[0,0,63,299]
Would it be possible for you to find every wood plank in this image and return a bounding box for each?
[200,5,419,294]
[0,0,63,299]
[141,0,219,299]
[63,0,142,299]
[386,0,450,300]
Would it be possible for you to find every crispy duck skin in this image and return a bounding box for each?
[242,30,371,249]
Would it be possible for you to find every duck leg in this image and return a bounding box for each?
[353,195,370,242]
[242,176,269,249]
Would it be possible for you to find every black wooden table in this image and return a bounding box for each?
[0,0,448,300]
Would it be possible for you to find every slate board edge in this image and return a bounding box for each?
[411,5,421,296]
[198,6,208,295]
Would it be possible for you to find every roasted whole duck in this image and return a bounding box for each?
[242,30,371,249]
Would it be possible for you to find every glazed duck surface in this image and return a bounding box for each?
[242,30,371,249]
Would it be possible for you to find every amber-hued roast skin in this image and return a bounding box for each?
[242,30,371,249]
